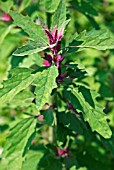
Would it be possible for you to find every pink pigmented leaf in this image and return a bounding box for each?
[58,28,64,40]
[45,29,54,44]
[51,27,58,39]
[51,27,63,42]
[43,53,52,66]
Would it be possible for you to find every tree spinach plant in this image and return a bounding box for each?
[0,0,114,170]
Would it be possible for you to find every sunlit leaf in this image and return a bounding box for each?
[10,11,48,45]
[34,65,58,110]
[2,116,37,170]
[68,30,114,51]
[13,40,49,56]
[41,0,60,13]
[64,85,112,138]
[52,0,66,30]
[0,68,37,105]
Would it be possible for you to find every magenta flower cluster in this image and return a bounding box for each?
[43,27,64,68]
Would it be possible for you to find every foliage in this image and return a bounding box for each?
[0,0,114,170]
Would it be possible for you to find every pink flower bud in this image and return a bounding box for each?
[44,27,63,46]
[57,147,68,156]
[2,13,12,21]
[43,60,51,66]
[38,115,44,119]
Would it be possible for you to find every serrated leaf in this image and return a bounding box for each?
[10,11,48,45]
[13,40,49,56]
[34,65,58,110]
[69,30,114,51]
[52,0,66,30]
[0,67,38,105]
[2,116,37,170]
[42,0,60,13]
[65,86,112,138]
[1,0,14,12]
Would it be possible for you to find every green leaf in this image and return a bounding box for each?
[42,107,54,125]
[57,124,69,144]
[10,11,48,45]
[9,90,34,107]
[19,53,44,68]
[2,116,37,170]
[22,150,43,170]
[64,155,79,169]
[65,86,112,138]
[19,0,31,12]
[69,30,114,51]
[0,67,38,105]
[66,62,87,79]
[58,112,84,135]
[52,0,66,30]
[38,153,62,170]
[1,0,14,12]
[34,65,58,110]
[13,40,49,56]
[41,0,60,13]
[0,24,14,45]
[78,168,88,170]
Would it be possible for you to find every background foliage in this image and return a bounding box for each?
[0,0,114,170]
